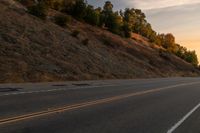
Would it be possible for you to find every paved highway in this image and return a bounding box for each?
[0,77,200,133]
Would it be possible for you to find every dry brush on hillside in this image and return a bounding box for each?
[0,0,199,83]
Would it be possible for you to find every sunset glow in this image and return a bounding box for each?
[88,0,200,60]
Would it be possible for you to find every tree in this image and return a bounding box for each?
[149,31,158,43]
[84,5,100,26]
[103,1,113,13]
[122,22,131,37]
[156,34,165,46]
[28,1,48,19]
[133,9,146,34]
[175,44,198,66]
[123,8,136,31]
[62,0,75,12]
[101,1,114,27]
[140,23,152,38]
[162,33,176,53]
[106,12,122,34]
[175,44,187,59]
[68,0,87,20]
[184,51,199,66]
[101,1,122,34]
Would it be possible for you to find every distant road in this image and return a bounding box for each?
[0,77,200,133]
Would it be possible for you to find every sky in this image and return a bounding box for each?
[87,0,200,61]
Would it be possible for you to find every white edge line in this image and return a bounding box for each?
[167,103,200,133]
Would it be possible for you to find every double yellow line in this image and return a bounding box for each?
[0,81,199,125]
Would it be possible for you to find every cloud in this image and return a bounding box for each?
[87,0,200,10]
[145,3,200,33]
[144,2,200,58]
[129,0,200,10]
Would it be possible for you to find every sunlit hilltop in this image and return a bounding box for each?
[88,0,200,62]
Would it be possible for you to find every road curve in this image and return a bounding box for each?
[0,77,200,133]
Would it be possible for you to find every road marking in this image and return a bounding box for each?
[167,102,200,133]
[0,81,200,125]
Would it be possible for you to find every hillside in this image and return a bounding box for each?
[0,0,199,83]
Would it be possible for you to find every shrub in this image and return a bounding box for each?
[54,15,70,27]
[84,6,100,26]
[71,30,80,38]
[28,2,48,19]
[122,22,131,38]
[82,38,89,45]
[52,1,63,11]
[68,0,87,20]
[184,51,199,66]
[16,0,34,7]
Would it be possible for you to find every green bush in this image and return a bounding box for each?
[54,15,70,27]
[84,6,100,26]
[184,51,199,66]
[122,22,131,38]
[68,0,87,20]
[28,2,48,19]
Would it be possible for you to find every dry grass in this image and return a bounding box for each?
[0,0,199,83]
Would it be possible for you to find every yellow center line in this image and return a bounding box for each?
[0,81,200,125]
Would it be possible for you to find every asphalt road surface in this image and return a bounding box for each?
[0,77,200,133]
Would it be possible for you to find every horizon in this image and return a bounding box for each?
[87,0,200,61]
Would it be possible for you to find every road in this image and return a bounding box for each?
[0,77,200,133]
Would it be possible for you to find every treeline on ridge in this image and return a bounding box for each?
[16,0,199,66]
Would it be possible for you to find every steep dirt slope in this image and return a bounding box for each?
[0,0,199,83]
